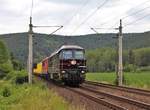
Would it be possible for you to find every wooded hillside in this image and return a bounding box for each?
[0,31,150,67]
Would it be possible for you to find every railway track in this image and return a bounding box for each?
[36,76,126,110]
[80,85,150,110]
[36,76,150,110]
[85,81,150,97]
[48,81,150,109]
[66,87,127,110]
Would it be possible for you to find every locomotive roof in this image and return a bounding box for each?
[59,45,84,50]
[42,57,49,62]
[50,45,84,57]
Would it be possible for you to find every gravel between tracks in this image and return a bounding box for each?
[36,77,150,110]
[46,81,111,110]
[83,83,150,104]
[81,85,147,110]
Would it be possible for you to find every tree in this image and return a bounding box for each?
[0,40,9,63]
[0,40,13,78]
[10,52,23,70]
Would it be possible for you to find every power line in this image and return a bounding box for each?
[90,27,99,34]
[124,12,150,27]
[90,27,118,34]
[49,26,63,35]
[102,0,150,31]
[111,4,150,28]
[63,0,90,27]
[92,27,117,30]
[33,25,62,28]
[61,0,90,35]
[122,5,150,20]
[70,0,109,35]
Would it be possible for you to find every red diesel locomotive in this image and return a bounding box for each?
[34,45,86,86]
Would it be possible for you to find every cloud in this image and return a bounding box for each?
[0,0,150,35]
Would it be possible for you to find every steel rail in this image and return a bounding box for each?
[81,85,150,110]
[36,76,127,110]
[66,87,127,110]
[85,81,150,96]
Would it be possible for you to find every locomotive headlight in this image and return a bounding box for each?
[61,70,66,73]
[81,71,85,73]
[71,60,76,65]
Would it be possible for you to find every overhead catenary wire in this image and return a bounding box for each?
[33,25,63,28]
[90,27,99,34]
[60,0,90,35]
[119,0,150,21]
[124,12,150,27]
[63,0,90,27]
[28,0,63,35]
[70,0,109,35]
[110,4,150,29]
[49,26,63,35]
[33,25,63,35]
[106,12,150,33]
[98,0,150,32]
[92,27,118,30]
[122,5,150,20]
[112,0,150,25]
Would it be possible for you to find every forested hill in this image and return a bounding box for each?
[0,31,150,64]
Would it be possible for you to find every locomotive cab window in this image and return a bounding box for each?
[60,49,85,59]
[74,50,84,59]
[60,50,73,59]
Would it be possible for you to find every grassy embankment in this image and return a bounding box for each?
[0,39,82,110]
[0,77,81,110]
[86,72,150,89]
[0,68,81,110]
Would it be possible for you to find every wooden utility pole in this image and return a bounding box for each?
[117,19,123,86]
[28,17,33,84]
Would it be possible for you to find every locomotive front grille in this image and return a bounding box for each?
[69,70,77,74]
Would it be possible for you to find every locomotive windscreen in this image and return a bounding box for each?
[74,50,84,59]
[62,50,72,59]
[60,50,84,59]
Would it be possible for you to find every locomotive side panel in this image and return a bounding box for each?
[33,62,42,74]
[42,59,48,74]
[48,54,60,79]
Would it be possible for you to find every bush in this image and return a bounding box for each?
[0,40,13,79]
[136,66,150,72]
[124,64,137,72]
[0,40,9,64]
[2,87,11,97]
[0,61,13,78]
[14,70,28,84]
[0,70,6,79]
[6,70,28,84]
[15,76,28,84]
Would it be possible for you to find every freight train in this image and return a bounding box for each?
[33,45,86,86]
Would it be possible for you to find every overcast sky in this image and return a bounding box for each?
[0,0,150,35]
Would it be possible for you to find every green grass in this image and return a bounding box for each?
[86,72,116,84]
[86,72,150,89]
[0,80,81,110]
[0,69,83,110]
